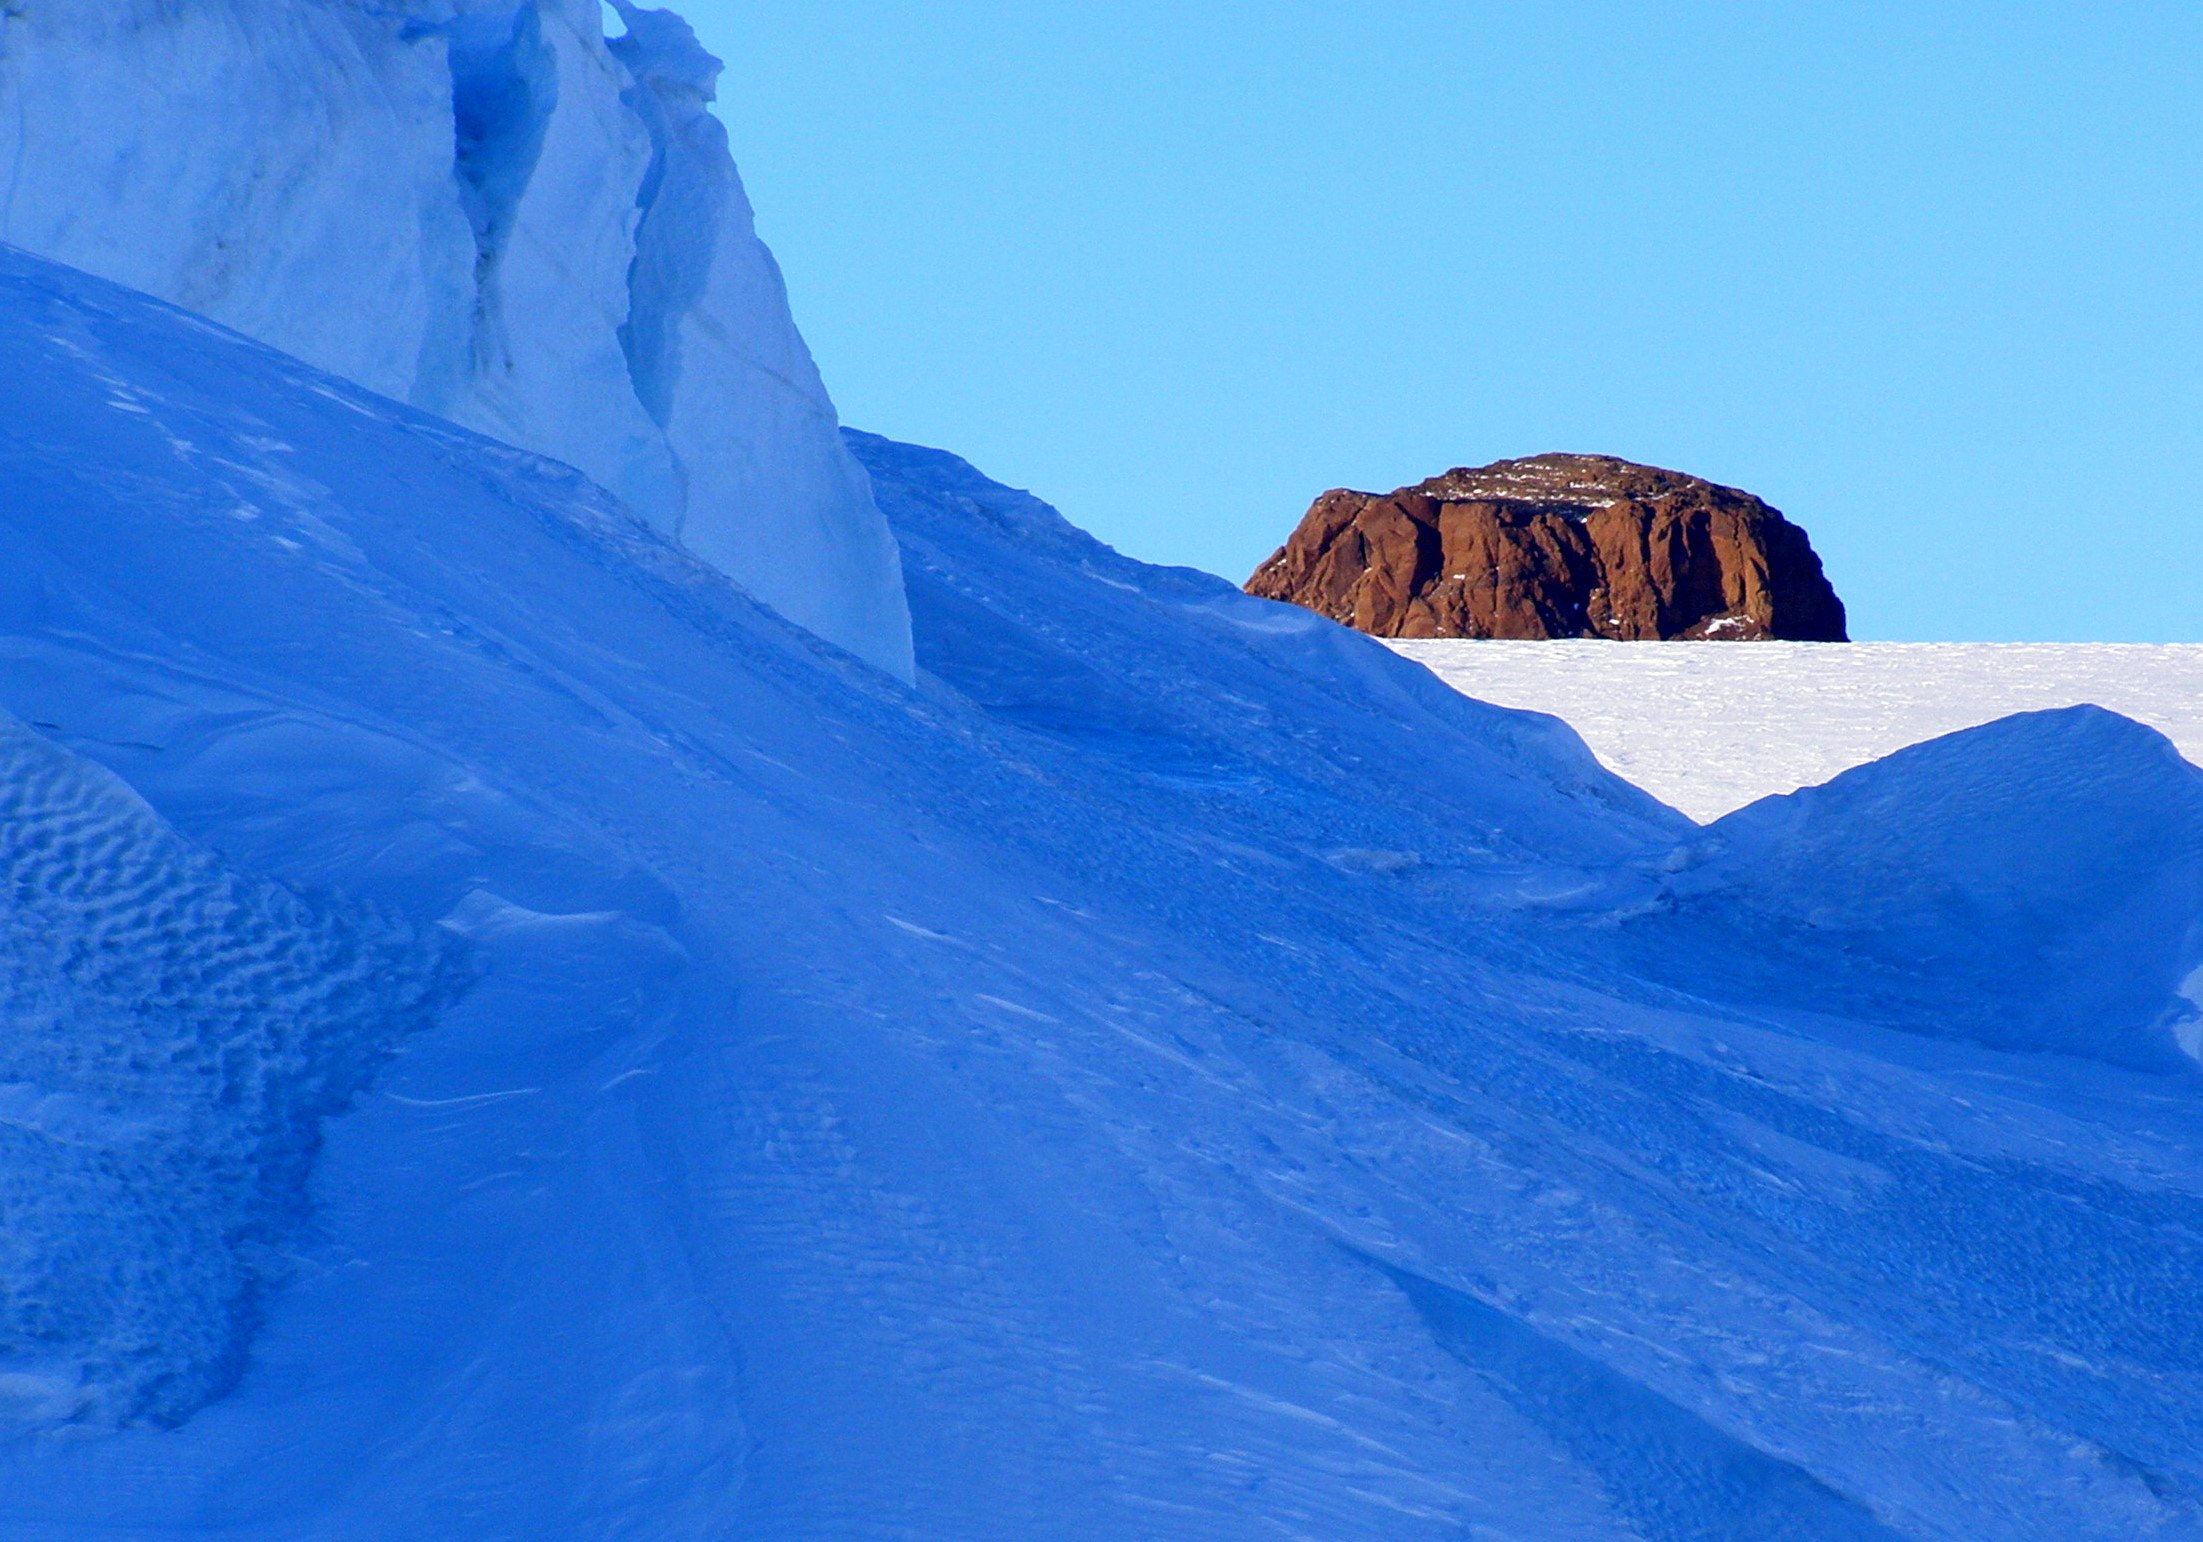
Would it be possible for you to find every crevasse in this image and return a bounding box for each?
[444,4,557,403]
[607,0,713,436]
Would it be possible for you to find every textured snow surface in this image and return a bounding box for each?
[0,0,912,677]
[0,719,456,1432]
[0,249,2199,1537]
[1390,639,2203,821]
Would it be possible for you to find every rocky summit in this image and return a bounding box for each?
[1245,454,1848,641]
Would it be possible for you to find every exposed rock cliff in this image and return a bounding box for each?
[1246,455,1847,641]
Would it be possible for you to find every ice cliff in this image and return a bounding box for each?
[0,0,913,678]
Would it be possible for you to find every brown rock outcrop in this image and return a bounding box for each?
[1245,454,1847,641]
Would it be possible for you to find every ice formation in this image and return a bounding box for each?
[0,236,2199,1532]
[0,0,913,678]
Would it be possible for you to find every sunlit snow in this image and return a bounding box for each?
[1392,638,2203,821]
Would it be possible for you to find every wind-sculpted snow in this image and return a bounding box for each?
[0,714,457,1432]
[0,246,2201,1536]
[1378,1258,1905,1541]
[1639,707,2203,1070]
[852,429,1688,877]
[0,0,912,677]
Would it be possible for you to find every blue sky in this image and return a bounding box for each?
[662,2,2200,640]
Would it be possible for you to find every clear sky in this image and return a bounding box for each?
[659,2,2200,641]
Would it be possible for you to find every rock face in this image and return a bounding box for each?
[1246,455,1848,642]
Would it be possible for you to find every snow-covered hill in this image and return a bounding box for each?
[1391,639,2203,821]
[0,0,912,677]
[0,245,2199,1538]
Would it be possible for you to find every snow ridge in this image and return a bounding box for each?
[1380,1257,1905,1541]
[1644,706,2203,1070]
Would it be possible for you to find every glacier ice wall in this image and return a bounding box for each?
[0,0,914,679]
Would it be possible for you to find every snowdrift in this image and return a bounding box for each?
[856,430,1686,874]
[0,0,912,677]
[0,244,2201,1537]
[1643,708,2203,1070]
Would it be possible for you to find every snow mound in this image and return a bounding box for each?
[0,714,456,1432]
[0,0,912,677]
[1648,707,2203,1069]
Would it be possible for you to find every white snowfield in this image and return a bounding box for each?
[2,245,2201,1538]
[1391,640,2203,822]
[0,0,913,679]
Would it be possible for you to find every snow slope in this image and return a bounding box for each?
[1390,639,2203,821]
[0,0,912,678]
[0,246,2199,1537]
[0,716,456,1431]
